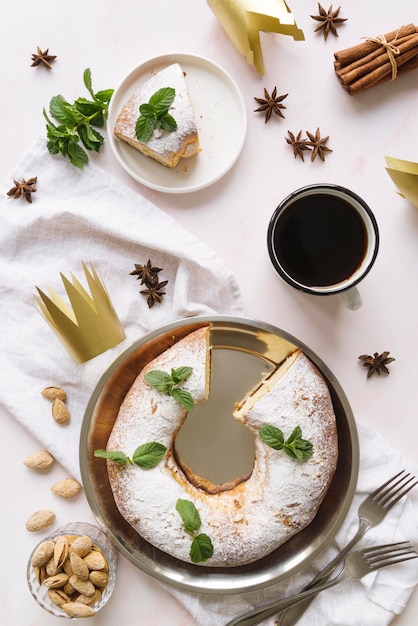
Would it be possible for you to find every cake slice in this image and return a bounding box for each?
[114,63,200,168]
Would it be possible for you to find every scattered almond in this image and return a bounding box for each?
[51,478,81,498]
[26,509,56,532]
[41,386,67,402]
[23,450,54,470]
[52,398,71,425]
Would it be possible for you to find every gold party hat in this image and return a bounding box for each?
[385,156,418,209]
[34,262,126,364]
[207,0,304,74]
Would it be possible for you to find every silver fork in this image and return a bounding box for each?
[225,542,418,626]
[277,469,417,625]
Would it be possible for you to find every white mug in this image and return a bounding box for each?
[267,184,379,310]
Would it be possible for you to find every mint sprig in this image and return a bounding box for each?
[135,87,177,142]
[259,425,313,461]
[144,366,194,411]
[94,441,166,468]
[43,68,114,168]
[176,499,214,563]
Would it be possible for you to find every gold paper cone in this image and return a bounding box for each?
[385,156,418,209]
[207,0,304,74]
[34,262,126,364]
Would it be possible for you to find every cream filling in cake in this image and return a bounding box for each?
[114,63,200,168]
[106,329,338,567]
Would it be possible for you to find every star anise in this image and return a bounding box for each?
[140,280,168,308]
[285,130,312,161]
[358,351,396,378]
[306,128,333,162]
[129,260,162,285]
[30,47,57,70]
[7,177,37,203]
[311,4,347,40]
[254,87,288,123]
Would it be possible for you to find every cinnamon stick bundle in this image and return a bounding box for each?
[334,24,418,95]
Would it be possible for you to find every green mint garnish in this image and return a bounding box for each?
[131,442,167,468]
[135,87,177,142]
[259,425,313,461]
[176,499,214,563]
[190,534,214,564]
[94,450,129,464]
[144,366,194,411]
[43,68,114,168]
[94,441,167,469]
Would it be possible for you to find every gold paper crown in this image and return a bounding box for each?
[34,262,126,364]
[207,0,304,74]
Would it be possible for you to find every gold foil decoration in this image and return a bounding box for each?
[34,262,126,364]
[207,0,304,74]
[385,156,418,209]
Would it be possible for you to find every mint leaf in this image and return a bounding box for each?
[94,449,129,464]
[176,499,201,534]
[171,388,194,412]
[159,113,177,132]
[259,424,313,461]
[83,68,94,98]
[135,115,156,143]
[49,96,76,125]
[43,69,113,168]
[132,442,167,468]
[283,426,313,460]
[170,366,193,385]
[144,370,173,393]
[190,534,214,563]
[135,86,177,142]
[149,87,176,112]
[145,366,195,411]
[259,425,284,450]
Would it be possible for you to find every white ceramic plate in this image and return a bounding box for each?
[107,53,247,193]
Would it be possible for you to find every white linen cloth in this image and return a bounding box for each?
[1,138,417,625]
[0,136,243,480]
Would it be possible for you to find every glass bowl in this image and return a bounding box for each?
[27,521,117,618]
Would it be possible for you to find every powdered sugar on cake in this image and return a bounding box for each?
[113,63,199,167]
[106,330,338,567]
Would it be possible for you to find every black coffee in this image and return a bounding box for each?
[272,194,367,287]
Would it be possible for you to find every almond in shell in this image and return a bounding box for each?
[62,601,96,618]
[54,535,69,569]
[42,572,69,589]
[70,535,93,557]
[52,398,71,425]
[51,478,81,498]
[41,386,67,402]
[69,575,96,596]
[26,509,56,532]
[23,450,54,470]
[32,540,55,567]
[48,588,72,608]
[69,550,90,580]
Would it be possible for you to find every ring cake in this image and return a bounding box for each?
[104,326,338,567]
[114,63,200,167]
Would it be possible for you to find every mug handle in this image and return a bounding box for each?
[338,286,362,310]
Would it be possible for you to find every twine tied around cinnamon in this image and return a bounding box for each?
[362,32,401,80]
